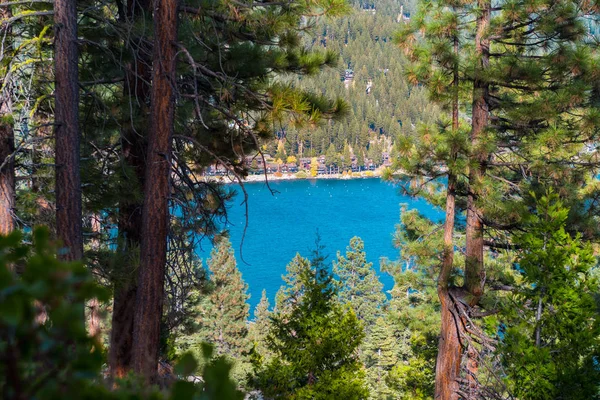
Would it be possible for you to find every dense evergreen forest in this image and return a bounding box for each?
[2,0,600,398]
[265,0,439,166]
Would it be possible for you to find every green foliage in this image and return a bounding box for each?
[0,227,108,399]
[383,209,442,400]
[334,236,386,329]
[174,238,251,383]
[201,238,251,358]
[394,0,600,226]
[0,228,245,399]
[501,193,600,399]
[247,290,273,364]
[252,244,368,399]
[295,170,309,179]
[176,345,245,400]
[275,0,438,161]
[362,316,399,399]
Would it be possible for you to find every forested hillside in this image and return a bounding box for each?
[267,0,439,164]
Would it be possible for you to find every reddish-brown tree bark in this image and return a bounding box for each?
[434,34,467,400]
[0,4,14,237]
[435,176,461,400]
[108,0,151,378]
[54,0,83,262]
[461,1,491,396]
[435,290,462,400]
[0,94,14,237]
[87,215,102,338]
[464,0,490,304]
[131,0,177,381]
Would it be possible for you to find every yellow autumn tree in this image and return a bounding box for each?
[310,157,318,177]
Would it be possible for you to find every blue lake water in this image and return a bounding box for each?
[196,178,443,313]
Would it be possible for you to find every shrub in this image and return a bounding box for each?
[295,170,308,179]
[0,227,244,400]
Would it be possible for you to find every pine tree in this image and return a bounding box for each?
[173,238,251,385]
[131,0,178,379]
[501,193,600,399]
[247,290,272,362]
[384,209,445,400]
[325,143,340,169]
[0,3,14,236]
[274,253,312,314]
[108,0,151,378]
[333,236,386,330]
[342,142,352,171]
[126,0,352,379]
[395,0,600,395]
[363,316,398,399]
[54,0,82,263]
[200,238,250,359]
[252,244,368,399]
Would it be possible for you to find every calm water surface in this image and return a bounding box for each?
[196,178,443,312]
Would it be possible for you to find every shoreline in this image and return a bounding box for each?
[205,169,386,184]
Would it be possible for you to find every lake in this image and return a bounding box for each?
[196,177,443,313]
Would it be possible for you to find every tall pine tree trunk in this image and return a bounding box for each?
[435,195,461,400]
[109,135,146,377]
[87,215,102,337]
[54,0,82,262]
[465,0,490,303]
[108,0,151,378]
[131,0,177,380]
[0,91,14,236]
[463,0,491,396]
[434,35,461,400]
[0,3,14,237]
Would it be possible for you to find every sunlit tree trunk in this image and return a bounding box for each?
[131,0,177,381]
[463,0,491,396]
[108,0,151,378]
[54,0,82,262]
[0,3,14,237]
[87,215,102,338]
[0,107,14,237]
[464,0,490,304]
[0,2,14,237]
[434,34,462,400]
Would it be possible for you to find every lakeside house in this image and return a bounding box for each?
[205,150,392,177]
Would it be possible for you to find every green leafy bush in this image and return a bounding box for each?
[0,227,110,399]
[0,227,244,400]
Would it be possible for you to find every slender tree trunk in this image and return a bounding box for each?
[109,141,146,377]
[0,96,14,237]
[435,216,461,400]
[434,34,461,400]
[435,290,462,400]
[108,0,151,378]
[0,4,14,237]
[464,0,490,304]
[54,0,82,262]
[87,297,101,336]
[131,0,177,380]
[435,173,460,400]
[463,2,490,397]
[87,215,102,338]
[535,289,543,347]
